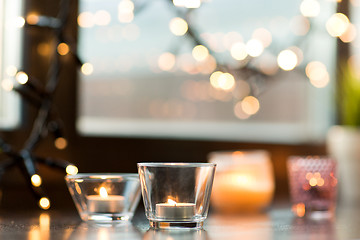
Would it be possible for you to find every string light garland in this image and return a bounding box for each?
[76,0,351,120]
[0,0,79,209]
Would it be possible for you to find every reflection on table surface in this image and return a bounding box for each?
[0,206,360,240]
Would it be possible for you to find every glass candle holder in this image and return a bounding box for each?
[287,156,338,218]
[65,173,141,223]
[208,150,275,213]
[137,163,216,229]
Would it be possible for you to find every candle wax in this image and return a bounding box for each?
[156,202,196,220]
[87,195,124,213]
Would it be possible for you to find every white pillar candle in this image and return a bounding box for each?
[87,187,124,213]
[155,199,195,220]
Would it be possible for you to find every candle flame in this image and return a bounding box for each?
[99,187,108,198]
[167,199,177,206]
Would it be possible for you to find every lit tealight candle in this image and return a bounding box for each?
[156,199,196,220]
[87,187,124,213]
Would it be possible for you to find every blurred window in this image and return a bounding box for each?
[77,0,336,143]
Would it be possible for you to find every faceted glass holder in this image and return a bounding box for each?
[287,156,338,218]
[65,173,141,223]
[138,162,216,229]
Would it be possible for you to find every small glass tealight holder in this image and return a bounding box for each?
[287,156,338,219]
[137,162,216,230]
[65,173,141,223]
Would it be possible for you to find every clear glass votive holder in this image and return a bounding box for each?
[65,173,141,223]
[137,162,216,230]
[287,156,338,218]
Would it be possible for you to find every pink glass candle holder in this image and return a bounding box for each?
[287,156,338,218]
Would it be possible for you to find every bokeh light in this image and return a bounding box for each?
[94,10,111,26]
[57,43,70,56]
[31,174,42,187]
[15,17,25,28]
[192,45,209,61]
[326,13,350,37]
[234,101,250,119]
[246,39,264,57]
[290,15,310,36]
[230,42,248,60]
[300,0,320,18]
[173,0,201,8]
[66,165,78,175]
[81,63,94,75]
[118,0,134,23]
[77,12,94,28]
[6,65,18,77]
[1,79,14,92]
[169,17,188,36]
[15,71,29,84]
[241,96,260,115]
[55,137,68,150]
[306,61,330,88]
[39,197,50,210]
[158,52,176,71]
[252,28,272,48]
[277,50,298,71]
[26,13,39,25]
[210,71,235,91]
[340,23,357,43]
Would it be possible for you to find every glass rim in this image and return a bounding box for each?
[64,173,139,180]
[137,162,216,167]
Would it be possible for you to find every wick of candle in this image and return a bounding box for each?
[167,199,177,206]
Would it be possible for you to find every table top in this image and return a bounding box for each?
[0,205,359,240]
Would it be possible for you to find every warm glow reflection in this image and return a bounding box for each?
[241,96,260,115]
[39,197,50,210]
[26,13,39,25]
[78,12,94,28]
[94,10,111,26]
[81,63,94,75]
[326,13,350,37]
[57,43,70,56]
[230,42,248,60]
[158,52,176,71]
[192,45,209,61]
[306,61,330,88]
[173,0,201,8]
[300,0,320,17]
[292,203,306,217]
[118,0,134,23]
[277,50,298,71]
[66,165,78,175]
[169,17,188,36]
[54,137,67,149]
[246,39,264,57]
[340,23,357,43]
[31,174,42,187]
[15,71,29,84]
[252,28,272,48]
[2,79,14,92]
[99,187,108,198]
